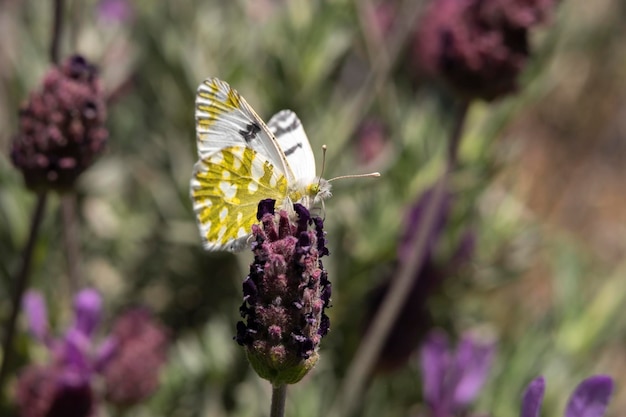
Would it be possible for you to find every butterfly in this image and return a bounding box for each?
[189,78,335,252]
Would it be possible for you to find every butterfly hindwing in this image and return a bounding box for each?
[268,110,317,181]
[195,78,294,181]
[190,145,289,251]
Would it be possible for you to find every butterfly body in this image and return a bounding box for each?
[190,78,331,252]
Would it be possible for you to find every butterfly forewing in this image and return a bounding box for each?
[195,78,294,181]
[267,110,317,181]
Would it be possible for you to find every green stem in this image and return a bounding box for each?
[0,192,49,405]
[50,0,65,64]
[270,384,288,417]
[61,194,81,292]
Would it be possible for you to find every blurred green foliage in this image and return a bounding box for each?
[2,0,626,416]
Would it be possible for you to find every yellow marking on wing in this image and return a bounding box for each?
[196,79,243,129]
[227,88,241,109]
[191,146,288,247]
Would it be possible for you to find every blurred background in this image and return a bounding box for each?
[1,0,626,416]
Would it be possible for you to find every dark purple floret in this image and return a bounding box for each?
[256,199,276,220]
[294,203,311,231]
[298,232,312,249]
[66,55,97,81]
[320,273,332,306]
[236,199,331,385]
[235,321,251,346]
[319,314,330,337]
[312,217,330,257]
[242,277,258,302]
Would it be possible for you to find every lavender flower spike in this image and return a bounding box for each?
[520,376,614,417]
[236,199,331,385]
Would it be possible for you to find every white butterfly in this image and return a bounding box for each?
[189,78,332,252]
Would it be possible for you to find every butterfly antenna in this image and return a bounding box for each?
[328,172,381,182]
[319,145,380,182]
[318,145,328,188]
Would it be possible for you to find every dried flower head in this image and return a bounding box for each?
[413,0,557,100]
[103,308,170,406]
[15,365,94,417]
[11,55,108,192]
[236,199,331,385]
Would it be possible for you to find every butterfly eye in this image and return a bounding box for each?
[307,183,320,196]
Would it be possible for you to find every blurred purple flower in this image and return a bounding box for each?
[521,376,614,417]
[103,308,169,406]
[354,119,390,167]
[96,0,134,24]
[413,0,558,100]
[480,0,556,29]
[365,185,475,374]
[398,186,453,263]
[17,289,106,417]
[371,1,397,39]
[16,289,169,416]
[420,330,495,417]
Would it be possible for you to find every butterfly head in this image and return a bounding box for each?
[288,177,332,209]
[308,177,332,204]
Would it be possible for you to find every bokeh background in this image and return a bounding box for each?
[1,0,626,416]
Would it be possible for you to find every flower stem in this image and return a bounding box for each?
[0,192,49,404]
[270,385,288,417]
[447,101,469,167]
[329,100,470,417]
[50,0,65,64]
[61,194,81,292]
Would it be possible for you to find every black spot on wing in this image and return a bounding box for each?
[284,143,303,156]
[239,122,261,142]
[272,116,300,138]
